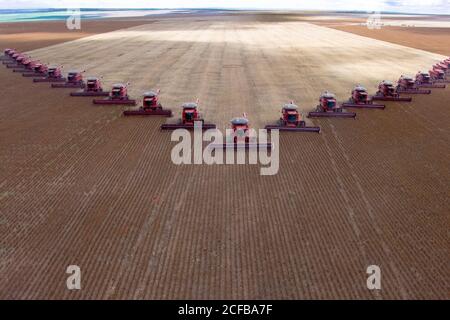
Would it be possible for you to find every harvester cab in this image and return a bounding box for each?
[142,90,161,110]
[182,102,202,124]
[281,103,303,127]
[397,75,415,90]
[111,83,128,99]
[351,85,369,103]
[415,71,431,84]
[319,91,338,111]
[47,66,62,78]
[35,63,48,74]
[379,80,395,96]
[67,71,84,83]
[86,77,102,91]
[231,116,250,143]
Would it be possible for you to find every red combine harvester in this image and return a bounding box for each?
[12,58,36,72]
[372,80,412,102]
[5,54,27,68]
[161,101,215,129]
[51,71,85,88]
[308,91,356,118]
[93,83,136,105]
[124,90,172,117]
[22,63,48,77]
[3,52,22,65]
[3,52,17,63]
[435,61,450,74]
[341,85,385,109]
[429,66,450,83]
[265,102,320,132]
[396,75,431,94]
[415,71,446,88]
[1,48,15,61]
[33,66,66,82]
[433,62,450,75]
[70,77,109,96]
[210,114,272,150]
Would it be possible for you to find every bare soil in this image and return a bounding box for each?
[0,12,448,300]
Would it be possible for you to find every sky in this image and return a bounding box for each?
[0,0,448,14]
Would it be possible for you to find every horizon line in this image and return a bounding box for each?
[0,8,449,16]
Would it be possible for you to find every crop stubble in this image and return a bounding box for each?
[0,14,448,299]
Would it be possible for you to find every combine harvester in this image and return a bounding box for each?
[12,58,38,73]
[209,114,272,150]
[308,91,356,118]
[22,63,48,77]
[3,52,19,65]
[51,71,85,88]
[435,60,450,75]
[123,90,172,117]
[70,77,109,96]
[3,52,25,65]
[429,65,450,84]
[1,48,16,61]
[372,80,412,102]
[396,75,431,94]
[161,101,215,129]
[5,54,28,68]
[265,102,320,132]
[93,83,136,105]
[415,71,446,88]
[33,66,66,83]
[341,85,385,109]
